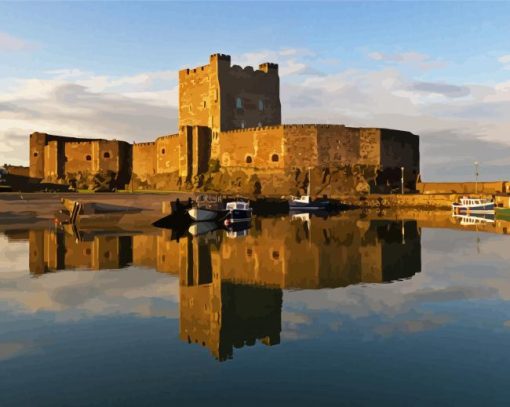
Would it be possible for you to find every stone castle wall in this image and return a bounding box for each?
[179,54,281,133]
[27,53,420,195]
[132,142,156,181]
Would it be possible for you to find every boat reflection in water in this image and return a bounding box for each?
[452,212,495,226]
[28,216,421,361]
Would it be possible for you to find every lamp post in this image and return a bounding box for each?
[474,161,479,194]
[401,167,404,195]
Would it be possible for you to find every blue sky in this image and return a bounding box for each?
[1,1,509,180]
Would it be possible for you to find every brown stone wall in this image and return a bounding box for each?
[156,134,180,175]
[4,165,29,177]
[133,142,156,180]
[359,128,381,166]
[191,126,212,176]
[65,142,95,173]
[43,141,60,180]
[178,127,192,178]
[283,125,318,169]
[417,181,508,194]
[379,129,420,190]
[29,132,48,179]
[217,126,284,170]
[179,64,212,129]
[179,54,281,133]
[96,140,119,173]
[218,61,281,131]
[316,125,361,166]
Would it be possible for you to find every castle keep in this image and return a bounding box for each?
[29,53,420,195]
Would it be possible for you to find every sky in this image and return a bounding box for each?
[0,1,509,180]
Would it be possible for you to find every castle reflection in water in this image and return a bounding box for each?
[28,216,421,361]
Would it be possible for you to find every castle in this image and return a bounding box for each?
[29,53,420,195]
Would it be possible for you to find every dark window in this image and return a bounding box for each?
[272,250,280,260]
[64,156,68,162]
[33,152,38,157]
[86,155,91,161]
[104,152,110,158]
[246,155,252,164]
[84,248,91,256]
[161,148,166,155]
[271,154,279,162]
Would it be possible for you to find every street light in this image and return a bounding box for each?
[401,166,405,195]
[474,161,479,194]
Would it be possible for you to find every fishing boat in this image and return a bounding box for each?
[289,168,331,211]
[187,194,226,222]
[223,201,252,226]
[451,196,495,215]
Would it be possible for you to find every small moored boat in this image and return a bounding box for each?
[451,196,495,215]
[223,201,252,226]
[289,168,331,211]
[187,194,226,222]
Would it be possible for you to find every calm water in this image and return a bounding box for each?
[1,213,510,406]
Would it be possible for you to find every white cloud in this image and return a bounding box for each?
[0,70,179,165]
[368,51,446,70]
[0,31,35,52]
[498,54,510,70]
[1,47,509,180]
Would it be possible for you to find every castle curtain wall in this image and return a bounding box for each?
[156,134,180,174]
[216,126,285,170]
[27,54,419,193]
[133,142,156,181]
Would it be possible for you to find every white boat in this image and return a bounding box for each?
[187,194,225,222]
[188,207,222,222]
[451,196,495,215]
[223,201,253,225]
[289,168,330,211]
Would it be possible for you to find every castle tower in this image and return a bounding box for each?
[178,54,281,133]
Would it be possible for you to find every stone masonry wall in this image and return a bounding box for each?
[216,126,284,170]
[179,64,212,129]
[155,134,180,174]
[132,142,156,181]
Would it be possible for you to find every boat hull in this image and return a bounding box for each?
[224,209,252,224]
[188,207,224,222]
[289,200,331,211]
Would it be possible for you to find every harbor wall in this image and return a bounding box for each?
[417,181,509,195]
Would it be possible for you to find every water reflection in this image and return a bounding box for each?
[26,216,421,361]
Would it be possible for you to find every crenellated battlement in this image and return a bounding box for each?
[156,133,179,141]
[133,141,156,147]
